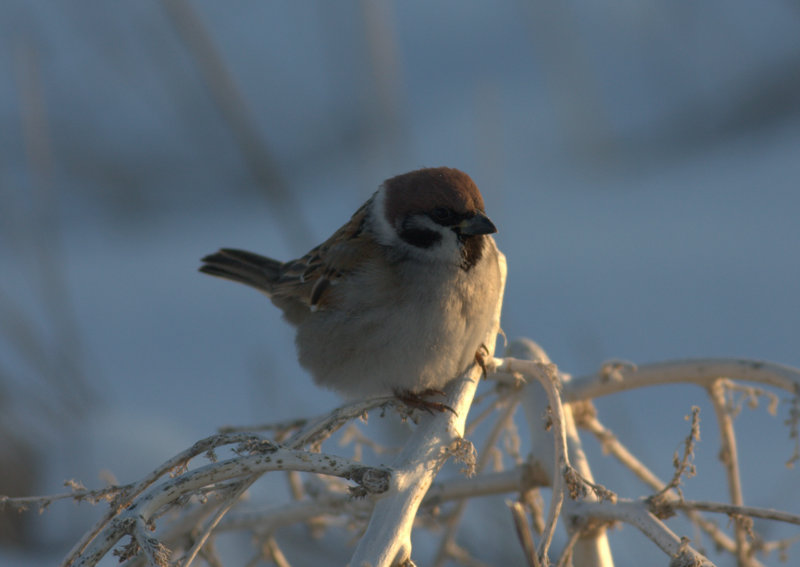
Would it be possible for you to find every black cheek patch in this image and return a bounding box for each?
[399,228,442,249]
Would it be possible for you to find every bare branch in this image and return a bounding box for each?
[5,257,791,567]
[651,406,701,504]
[570,499,715,566]
[494,355,581,566]
[181,480,251,567]
[670,501,800,526]
[578,412,756,562]
[707,380,751,565]
[497,345,616,567]
[61,443,390,566]
[508,500,541,567]
[565,359,800,401]
[347,367,484,566]
[433,394,520,566]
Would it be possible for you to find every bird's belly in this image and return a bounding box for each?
[295,284,487,398]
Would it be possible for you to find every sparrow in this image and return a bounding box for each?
[200,167,504,402]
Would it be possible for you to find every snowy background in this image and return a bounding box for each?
[1,1,799,565]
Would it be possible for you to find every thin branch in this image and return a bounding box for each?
[61,432,267,566]
[433,395,520,566]
[651,406,700,503]
[508,500,541,567]
[0,482,129,514]
[708,380,750,565]
[570,499,715,566]
[502,339,613,567]
[424,465,547,508]
[219,417,308,437]
[62,444,390,566]
[495,357,572,566]
[181,479,252,567]
[565,359,800,402]
[578,412,755,562]
[286,395,397,449]
[671,501,800,526]
[216,495,361,534]
[556,529,581,567]
[261,536,293,567]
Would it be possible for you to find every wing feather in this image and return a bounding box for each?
[271,197,379,309]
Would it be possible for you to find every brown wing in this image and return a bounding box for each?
[271,197,379,310]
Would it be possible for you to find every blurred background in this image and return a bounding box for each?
[1,1,799,565]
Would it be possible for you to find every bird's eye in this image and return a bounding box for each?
[431,207,453,223]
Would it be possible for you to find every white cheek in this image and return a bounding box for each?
[402,215,463,264]
[369,186,396,247]
[369,186,462,264]
[436,231,465,263]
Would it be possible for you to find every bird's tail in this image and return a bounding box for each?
[199,248,283,295]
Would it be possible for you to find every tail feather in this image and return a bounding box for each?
[199,248,283,294]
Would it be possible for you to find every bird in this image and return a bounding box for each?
[200,167,504,405]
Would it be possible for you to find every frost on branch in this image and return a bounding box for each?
[4,277,800,567]
[2,351,797,566]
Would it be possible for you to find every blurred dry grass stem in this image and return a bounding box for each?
[0,41,93,546]
[162,0,313,249]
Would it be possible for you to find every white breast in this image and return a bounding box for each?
[294,237,503,398]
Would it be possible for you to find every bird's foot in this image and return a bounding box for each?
[475,344,490,378]
[394,388,457,415]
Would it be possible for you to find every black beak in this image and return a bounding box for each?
[458,212,497,235]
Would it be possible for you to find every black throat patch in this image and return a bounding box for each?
[460,234,485,271]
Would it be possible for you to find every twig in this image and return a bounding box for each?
[708,380,750,564]
[216,494,360,534]
[61,433,266,566]
[670,501,800,526]
[62,443,390,566]
[565,359,800,402]
[556,529,581,567]
[495,357,572,566]
[287,395,397,449]
[181,480,253,567]
[432,396,520,566]
[651,406,700,503]
[261,536,293,567]
[219,417,308,437]
[424,465,547,508]
[570,499,714,566]
[0,482,129,514]
[578,412,754,562]
[508,500,541,567]
[211,465,548,538]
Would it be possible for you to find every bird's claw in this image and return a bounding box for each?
[475,343,490,378]
[395,388,457,415]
